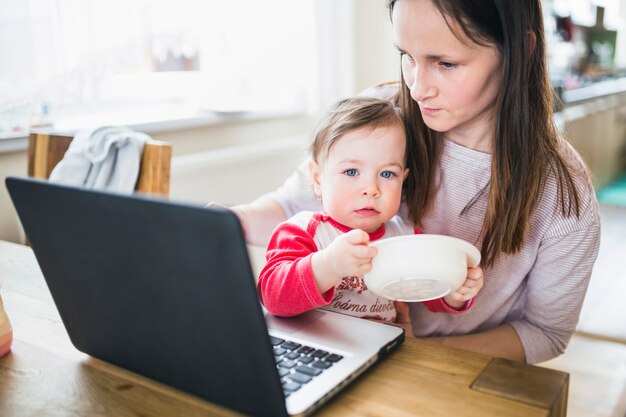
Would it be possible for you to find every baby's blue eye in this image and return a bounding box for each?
[343,169,358,177]
[381,171,396,179]
[440,61,457,69]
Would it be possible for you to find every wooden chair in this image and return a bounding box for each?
[27,131,172,196]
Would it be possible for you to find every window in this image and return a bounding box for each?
[0,0,317,138]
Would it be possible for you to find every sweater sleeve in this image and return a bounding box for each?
[510,224,600,363]
[257,222,335,316]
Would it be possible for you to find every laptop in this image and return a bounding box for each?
[6,176,404,417]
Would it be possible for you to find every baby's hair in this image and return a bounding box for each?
[310,96,406,163]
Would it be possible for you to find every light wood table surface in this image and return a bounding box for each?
[0,240,568,417]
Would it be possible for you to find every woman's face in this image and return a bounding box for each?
[392,0,502,151]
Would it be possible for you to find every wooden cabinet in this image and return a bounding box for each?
[615,95,626,172]
[564,108,598,180]
[563,91,626,189]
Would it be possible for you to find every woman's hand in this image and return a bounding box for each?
[365,301,413,336]
[311,229,376,294]
[206,201,247,232]
[394,301,413,336]
[207,197,288,247]
[443,266,484,309]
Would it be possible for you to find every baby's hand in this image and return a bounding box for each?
[324,229,376,278]
[443,266,483,309]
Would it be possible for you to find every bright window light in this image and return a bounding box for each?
[0,0,316,136]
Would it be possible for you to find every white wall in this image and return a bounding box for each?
[314,0,399,104]
[170,134,309,206]
[163,115,314,206]
[353,1,400,92]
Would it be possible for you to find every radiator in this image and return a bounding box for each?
[170,135,308,205]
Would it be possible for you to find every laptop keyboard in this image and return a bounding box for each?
[270,335,344,397]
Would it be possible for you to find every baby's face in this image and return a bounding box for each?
[310,123,408,233]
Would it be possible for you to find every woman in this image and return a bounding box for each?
[229,0,600,364]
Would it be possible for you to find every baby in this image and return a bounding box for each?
[258,97,480,324]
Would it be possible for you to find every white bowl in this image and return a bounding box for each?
[364,234,481,302]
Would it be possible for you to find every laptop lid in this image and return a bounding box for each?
[6,176,404,417]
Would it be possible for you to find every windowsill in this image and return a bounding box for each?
[0,104,307,154]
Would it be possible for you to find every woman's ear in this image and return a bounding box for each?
[526,30,537,59]
[309,160,322,197]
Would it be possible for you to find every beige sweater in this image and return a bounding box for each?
[269,125,600,365]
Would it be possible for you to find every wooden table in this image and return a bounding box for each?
[0,240,568,417]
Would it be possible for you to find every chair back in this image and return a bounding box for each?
[27,131,172,196]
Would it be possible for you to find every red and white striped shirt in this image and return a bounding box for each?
[258,211,472,321]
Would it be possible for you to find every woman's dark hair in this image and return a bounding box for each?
[387,0,583,267]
